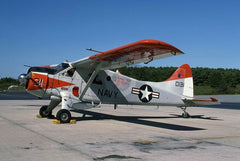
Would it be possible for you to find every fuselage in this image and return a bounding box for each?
[19,62,187,108]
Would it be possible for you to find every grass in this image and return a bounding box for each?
[194,85,240,95]
[194,86,216,95]
[0,83,25,92]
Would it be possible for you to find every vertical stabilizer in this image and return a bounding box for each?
[165,64,194,98]
[165,64,192,81]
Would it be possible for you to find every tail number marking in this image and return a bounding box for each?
[175,81,184,87]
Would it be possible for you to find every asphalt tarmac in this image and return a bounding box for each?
[0,93,240,161]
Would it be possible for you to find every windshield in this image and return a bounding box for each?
[53,63,70,73]
[27,63,70,75]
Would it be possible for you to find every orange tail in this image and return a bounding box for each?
[165,64,192,81]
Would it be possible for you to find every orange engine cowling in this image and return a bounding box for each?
[26,72,48,91]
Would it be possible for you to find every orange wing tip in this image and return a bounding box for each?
[40,65,51,68]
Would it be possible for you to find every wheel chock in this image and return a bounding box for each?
[36,114,42,118]
[52,120,61,124]
[70,120,76,124]
[52,120,76,124]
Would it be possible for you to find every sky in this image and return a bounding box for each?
[0,0,239,78]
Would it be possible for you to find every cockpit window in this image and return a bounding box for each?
[66,68,76,77]
[53,63,70,73]
[28,63,70,75]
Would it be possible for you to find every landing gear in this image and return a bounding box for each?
[39,96,61,118]
[56,109,71,123]
[38,95,73,123]
[179,106,191,118]
[182,111,190,118]
[39,105,53,118]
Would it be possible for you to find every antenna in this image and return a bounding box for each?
[24,65,32,68]
[86,48,102,53]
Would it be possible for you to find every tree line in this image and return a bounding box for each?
[0,77,20,91]
[118,66,240,95]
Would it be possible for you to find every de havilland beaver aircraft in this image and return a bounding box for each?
[18,39,219,123]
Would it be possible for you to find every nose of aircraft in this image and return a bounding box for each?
[18,73,27,85]
[18,72,32,87]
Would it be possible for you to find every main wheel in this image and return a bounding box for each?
[39,105,52,118]
[56,109,71,123]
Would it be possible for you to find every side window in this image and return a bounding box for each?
[66,68,76,77]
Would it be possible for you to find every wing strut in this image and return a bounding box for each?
[79,64,101,101]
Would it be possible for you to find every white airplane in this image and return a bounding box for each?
[18,39,219,123]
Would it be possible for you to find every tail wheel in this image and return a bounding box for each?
[39,105,52,118]
[56,109,71,123]
[182,112,190,118]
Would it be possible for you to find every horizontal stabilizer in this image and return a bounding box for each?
[182,97,220,106]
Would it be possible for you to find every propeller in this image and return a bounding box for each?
[18,73,27,86]
[18,72,42,89]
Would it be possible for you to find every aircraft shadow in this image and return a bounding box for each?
[71,109,206,131]
[170,114,223,121]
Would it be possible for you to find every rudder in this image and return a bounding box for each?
[165,64,193,98]
[165,64,192,81]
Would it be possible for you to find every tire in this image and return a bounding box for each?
[56,109,71,123]
[39,105,52,118]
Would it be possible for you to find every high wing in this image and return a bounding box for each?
[70,39,184,101]
[71,39,184,71]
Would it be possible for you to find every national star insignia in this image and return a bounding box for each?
[131,84,160,103]
[140,85,152,101]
